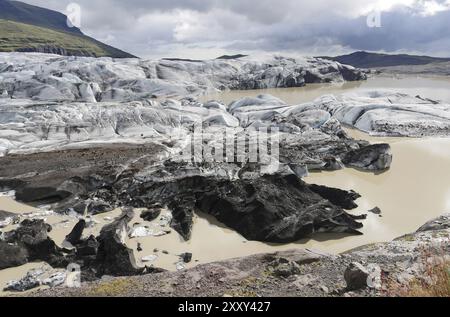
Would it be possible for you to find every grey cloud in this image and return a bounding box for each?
[19,0,450,58]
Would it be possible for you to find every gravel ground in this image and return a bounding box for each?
[27,216,450,297]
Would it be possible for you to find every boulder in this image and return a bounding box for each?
[309,185,361,210]
[271,258,302,278]
[3,219,67,268]
[65,219,86,245]
[416,213,450,232]
[14,187,72,204]
[95,208,142,276]
[342,144,392,171]
[140,208,161,222]
[180,252,193,263]
[4,219,52,246]
[0,241,28,270]
[368,207,382,215]
[87,199,113,215]
[344,262,369,291]
[76,235,99,257]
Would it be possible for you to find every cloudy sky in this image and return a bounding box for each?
[22,0,450,59]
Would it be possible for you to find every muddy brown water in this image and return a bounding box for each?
[1,75,450,293]
[200,75,450,105]
[1,130,448,286]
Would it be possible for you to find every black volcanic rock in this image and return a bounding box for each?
[140,208,161,222]
[3,219,68,268]
[309,185,361,210]
[168,199,196,241]
[87,200,113,215]
[99,160,363,243]
[180,252,193,263]
[196,174,363,243]
[5,219,52,246]
[14,187,72,205]
[95,208,142,277]
[76,235,99,257]
[0,241,28,270]
[65,219,86,245]
[368,207,382,215]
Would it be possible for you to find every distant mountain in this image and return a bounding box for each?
[216,54,248,60]
[322,51,450,68]
[0,0,83,34]
[0,0,136,58]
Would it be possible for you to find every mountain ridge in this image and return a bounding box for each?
[322,51,450,68]
[0,0,136,58]
[0,0,83,34]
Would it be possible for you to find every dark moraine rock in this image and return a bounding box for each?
[76,235,99,257]
[91,159,364,243]
[271,260,301,278]
[342,144,392,171]
[95,208,143,276]
[279,131,382,173]
[350,214,368,220]
[168,199,196,241]
[87,199,113,215]
[140,208,161,222]
[368,207,382,215]
[5,219,52,246]
[3,219,68,268]
[344,262,370,291]
[309,185,361,210]
[14,187,72,204]
[65,219,86,245]
[195,174,363,243]
[416,213,450,232]
[0,179,25,192]
[0,241,28,270]
[180,252,193,263]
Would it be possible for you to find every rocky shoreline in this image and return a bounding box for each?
[25,214,450,297]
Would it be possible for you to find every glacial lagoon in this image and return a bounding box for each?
[1,74,450,292]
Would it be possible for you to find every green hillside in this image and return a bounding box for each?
[0,0,83,35]
[0,19,133,58]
